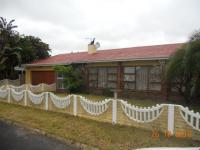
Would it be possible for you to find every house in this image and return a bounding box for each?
[25,43,183,100]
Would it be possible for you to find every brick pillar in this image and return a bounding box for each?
[159,60,168,101]
[85,66,89,90]
[117,62,123,93]
[116,62,123,96]
[161,80,169,101]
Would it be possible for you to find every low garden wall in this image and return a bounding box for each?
[0,84,199,141]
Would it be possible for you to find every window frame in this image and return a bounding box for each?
[123,65,162,91]
[148,66,162,91]
[123,66,136,90]
[56,73,66,89]
[88,67,117,89]
[88,67,98,88]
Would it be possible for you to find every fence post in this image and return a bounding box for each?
[6,79,8,89]
[112,99,117,124]
[6,79,9,89]
[42,83,45,92]
[24,90,27,106]
[26,84,28,90]
[114,91,118,99]
[7,88,11,103]
[73,95,77,116]
[45,92,49,111]
[167,104,174,134]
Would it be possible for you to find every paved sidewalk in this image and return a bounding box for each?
[0,120,79,150]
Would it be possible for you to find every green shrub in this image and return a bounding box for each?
[102,88,113,97]
[53,65,83,93]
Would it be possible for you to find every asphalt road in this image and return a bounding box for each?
[0,120,80,150]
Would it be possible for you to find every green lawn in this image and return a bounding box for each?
[0,102,199,149]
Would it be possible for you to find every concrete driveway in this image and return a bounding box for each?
[0,120,80,150]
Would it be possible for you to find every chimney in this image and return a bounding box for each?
[88,44,96,54]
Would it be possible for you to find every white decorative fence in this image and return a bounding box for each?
[50,93,71,109]
[3,83,56,92]
[0,79,19,86]
[79,96,111,116]
[119,100,164,123]
[0,85,200,140]
[179,105,200,131]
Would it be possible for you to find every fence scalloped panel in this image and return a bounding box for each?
[179,105,200,131]
[49,92,71,109]
[1,83,56,93]
[0,79,19,86]
[119,100,164,123]
[28,91,44,105]
[0,89,8,99]
[10,84,26,92]
[79,96,111,116]
[29,84,43,93]
[44,83,56,92]
[11,89,24,102]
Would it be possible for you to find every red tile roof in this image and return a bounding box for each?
[27,43,183,66]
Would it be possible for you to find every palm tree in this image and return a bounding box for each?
[0,17,18,49]
[0,17,21,64]
[0,17,22,78]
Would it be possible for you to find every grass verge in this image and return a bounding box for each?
[0,101,199,150]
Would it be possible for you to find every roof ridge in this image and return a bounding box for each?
[52,42,184,56]
[98,42,184,52]
[53,51,87,56]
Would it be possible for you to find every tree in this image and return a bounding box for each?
[0,17,22,79]
[0,17,17,50]
[17,35,51,63]
[165,30,200,104]
[53,65,83,93]
[0,17,51,79]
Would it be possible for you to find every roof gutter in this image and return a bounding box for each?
[73,57,169,64]
[24,56,169,67]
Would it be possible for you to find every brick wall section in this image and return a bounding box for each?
[76,97,113,123]
[116,103,168,132]
[174,106,200,140]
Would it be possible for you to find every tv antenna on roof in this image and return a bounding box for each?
[95,42,100,49]
[85,37,100,49]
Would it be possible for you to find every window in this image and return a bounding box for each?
[123,66,162,91]
[56,73,66,89]
[98,68,107,88]
[57,79,65,89]
[88,67,117,89]
[107,67,117,88]
[89,68,98,88]
[124,67,136,90]
[136,67,148,90]
[149,66,161,91]
[57,73,64,78]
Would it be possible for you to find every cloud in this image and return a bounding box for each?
[1,0,200,55]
